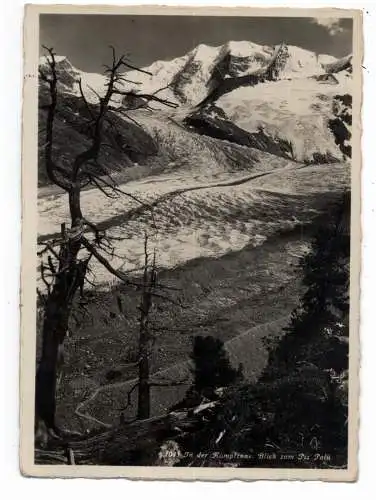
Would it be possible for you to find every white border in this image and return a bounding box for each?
[1,0,376,495]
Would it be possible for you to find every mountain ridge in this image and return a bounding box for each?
[38,38,352,188]
[39,41,352,107]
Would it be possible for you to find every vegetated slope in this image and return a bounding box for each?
[58,185,348,429]
[43,162,349,429]
[55,227,309,430]
[79,317,292,428]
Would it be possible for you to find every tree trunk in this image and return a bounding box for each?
[35,223,82,435]
[137,300,151,420]
[35,308,66,432]
[137,240,154,421]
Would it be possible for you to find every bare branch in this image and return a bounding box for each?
[86,84,102,102]
[77,78,95,121]
[91,237,128,261]
[37,288,47,306]
[110,73,142,86]
[91,173,148,207]
[74,404,112,430]
[148,379,190,388]
[109,45,117,69]
[37,242,61,260]
[83,159,110,177]
[81,236,142,289]
[40,46,71,191]
[89,175,118,199]
[40,263,51,295]
[71,47,131,183]
[151,84,172,96]
[82,218,106,244]
[113,89,178,108]
[117,382,139,412]
[83,273,96,287]
[119,60,152,76]
[39,69,50,83]
[81,234,181,303]
[47,255,57,275]
[112,107,143,128]
[147,291,187,308]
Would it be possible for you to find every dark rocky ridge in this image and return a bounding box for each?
[38,81,158,186]
[197,44,291,107]
[184,105,297,161]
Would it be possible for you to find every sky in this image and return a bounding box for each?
[40,15,353,73]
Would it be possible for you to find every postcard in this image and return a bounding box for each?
[20,4,362,481]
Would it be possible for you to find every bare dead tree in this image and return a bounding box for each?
[36,46,179,440]
[137,233,156,420]
[114,234,188,425]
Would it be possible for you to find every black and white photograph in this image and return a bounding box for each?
[20,5,361,480]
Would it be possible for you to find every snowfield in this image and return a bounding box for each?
[217,72,352,162]
[38,161,349,287]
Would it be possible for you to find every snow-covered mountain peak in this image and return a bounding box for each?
[224,40,272,57]
[276,45,331,78]
[38,41,352,108]
[189,43,221,60]
[39,54,85,93]
[39,54,68,65]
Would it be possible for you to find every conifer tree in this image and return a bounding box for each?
[191,336,243,396]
